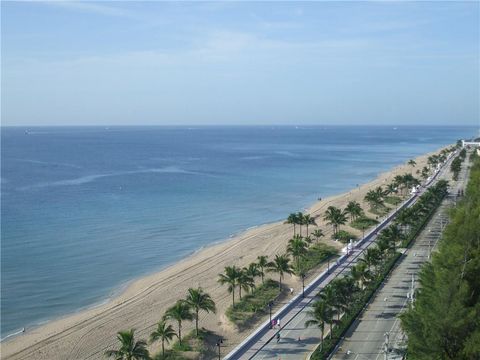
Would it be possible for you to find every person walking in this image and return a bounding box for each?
[276,332,281,343]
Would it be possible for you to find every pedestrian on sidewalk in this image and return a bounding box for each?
[276,332,281,343]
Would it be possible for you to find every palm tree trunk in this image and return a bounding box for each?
[195,309,199,337]
[279,275,282,291]
[261,272,264,284]
[232,289,235,307]
[162,339,165,357]
[178,321,182,344]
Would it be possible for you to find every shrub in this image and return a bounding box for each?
[226,279,279,326]
[350,216,378,230]
[384,196,402,205]
[333,230,357,243]
[299,243,338,273]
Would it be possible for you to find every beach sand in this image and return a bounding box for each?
[1,148,444,360]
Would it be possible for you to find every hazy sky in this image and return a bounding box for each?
[2,1,479,126]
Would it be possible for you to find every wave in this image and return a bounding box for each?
[1,328,25,342]
[18,166,207,190]
[14,158,82,169]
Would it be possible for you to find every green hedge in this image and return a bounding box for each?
[310,253,402,360]
[333,230,357,243]
[298,243,338,273]
[350,216,379,230]
[225,279,279,326]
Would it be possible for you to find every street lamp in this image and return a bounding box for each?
[301,273,306,298]
[216,338,223,360]
[268,301,273,328]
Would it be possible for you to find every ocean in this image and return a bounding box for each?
[0,125,475,338]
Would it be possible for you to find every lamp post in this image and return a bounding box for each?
[301,273,306,298]
[268,301,273,328]
[216,338,223,360]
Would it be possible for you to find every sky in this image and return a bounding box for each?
[1,1,479,126]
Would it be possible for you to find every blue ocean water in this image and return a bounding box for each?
[0,126,476,338]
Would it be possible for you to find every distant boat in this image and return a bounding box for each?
[393,127,398,130]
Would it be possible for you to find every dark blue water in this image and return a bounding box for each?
[0,126,475,338]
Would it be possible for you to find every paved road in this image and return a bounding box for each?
[330,154,471,360]
[224,152,458,360]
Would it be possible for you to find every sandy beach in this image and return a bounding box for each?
[1,148,445,360]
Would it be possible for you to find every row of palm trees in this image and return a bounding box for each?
[219,229,330,307]
[286,212,317,236]
[304,181,450,351]
[106,287,216,359]
[305,222,403,350]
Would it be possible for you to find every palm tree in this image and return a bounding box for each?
[244,262,261,285]
[361,247,381,275]
[267,254,294,291]
[105,329,149,360]
[286,213,299,236]
[386,183,397,196]
[256,255,269,284]
[350,262,370,289]
[302,214,316,237]
[163,300,193,345]
[185,288,216,337]
[311,229,324,244]
[218,265,241,307]
[305,300,334,348]
[408,159,417,167]
[421,166,430,180]
[381,224,402,253]
[287,235,308,273]
[323,206,347,237]
[296,212,305,236]
[344,201,363,221]
[364,189,384,211]
[237,269,255,299]
[318,285,339,324]
[150,321,176,357]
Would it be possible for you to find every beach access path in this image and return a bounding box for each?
[223,151,456,360]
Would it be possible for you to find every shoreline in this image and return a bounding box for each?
[1,146,449,360]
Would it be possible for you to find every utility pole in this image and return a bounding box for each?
[410,273,415,303]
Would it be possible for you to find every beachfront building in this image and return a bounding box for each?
[462,139,480,148]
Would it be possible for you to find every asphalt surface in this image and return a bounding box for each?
[330,155,470,360]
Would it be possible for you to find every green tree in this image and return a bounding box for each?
[218,265,241,307]
[185,288,216,337]
[237,268,255,299]
[344,201,363,221]
[163,300,193,345]
[267,254,294,291]
[256,255,269,284]
[324,206,347,237]
[149,321,176,357]
[305,300,334,347]
[311,229,325,244]
[105,329,149,360]
[302,214,317,237]
[287,235,308,273]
